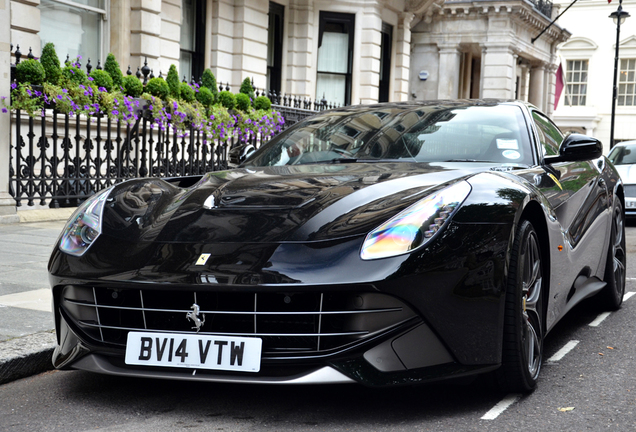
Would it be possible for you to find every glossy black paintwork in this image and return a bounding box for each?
[48,100,624,385]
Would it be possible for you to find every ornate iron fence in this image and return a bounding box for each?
[7,46,340,207]
[10,109,235,207]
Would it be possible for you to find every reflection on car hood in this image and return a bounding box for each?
[102,162,497,243]
[614,164,636,184]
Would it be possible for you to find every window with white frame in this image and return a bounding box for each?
[39,0,106,63]
[618,59,636,106]
[565,59,588,106]
[180,0,206,82]
[316,12,355,107]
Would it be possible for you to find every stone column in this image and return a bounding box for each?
[518,62,529,102]
[210,0,235,85]
[481,44,515,99]
[10,0,40,56]
[394,12,413,102]
[358,5,382,104]
[1,0,17,222]
[130,0,162,73]
[545,63,557,116]
[437,44,461,99]
[159,0,181,75]
[528,62,546,111]
[511,53,518,98]
[285,0,314,99]
[231,0,268,91]
[110,0,131,72]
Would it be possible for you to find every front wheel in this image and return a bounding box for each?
[497,220,544,393]
[600,198,626,310]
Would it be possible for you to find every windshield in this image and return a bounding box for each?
[244,103,533,167]
[608,144,636,165]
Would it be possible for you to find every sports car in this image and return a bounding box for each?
[48,100,625,393]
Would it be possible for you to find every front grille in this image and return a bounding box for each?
[61,286,417,356]
[625,184,636,198]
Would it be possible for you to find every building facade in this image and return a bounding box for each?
[409,0,570,115]
[552,0,636,151]
[1,0,568,218]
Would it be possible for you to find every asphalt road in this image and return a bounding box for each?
[1,225,636,431]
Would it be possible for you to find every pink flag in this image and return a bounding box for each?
[555,63,565,109]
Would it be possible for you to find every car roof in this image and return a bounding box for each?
[614,140,636,148]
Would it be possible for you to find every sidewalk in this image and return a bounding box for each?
[0,208,73,384]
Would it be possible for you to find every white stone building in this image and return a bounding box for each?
[0,0,569,218]
[409,0,570,115]
[552,0,636,152]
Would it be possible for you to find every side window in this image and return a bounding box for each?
[532,111,563,157]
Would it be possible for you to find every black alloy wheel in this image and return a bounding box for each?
[497,220,544,393]
[600,198,626,310]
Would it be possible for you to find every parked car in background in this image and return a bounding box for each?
[608,140,636,217]
[49,100,625,394]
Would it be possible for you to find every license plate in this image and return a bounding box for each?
[626,200,636,208]
[125,332,262,372]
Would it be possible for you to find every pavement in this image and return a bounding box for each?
[0,208,74,384]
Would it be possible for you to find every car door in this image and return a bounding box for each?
[522,109,609,328]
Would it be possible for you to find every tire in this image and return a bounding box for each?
[600,198,626,310]
[497,220,544,393]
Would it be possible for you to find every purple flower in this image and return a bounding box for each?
[84,105,90,110]
[71,69,75,74]
[63,89,68,93]
[11,82,17,90]
[77,55,82,59]
[88,77,94,81]
[112,110,119,115]
[98,87,106,92]
[1,108,7,113]
[26,89,32,96]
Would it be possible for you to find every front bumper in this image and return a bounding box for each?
[49,221,512,386]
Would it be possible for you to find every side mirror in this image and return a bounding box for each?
[543,133,603,164]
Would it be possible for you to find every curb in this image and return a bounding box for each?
[0,332,56,385]
[0,208,76,225]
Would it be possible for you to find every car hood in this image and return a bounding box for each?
[101,162,497,243]
[614,164,636,184]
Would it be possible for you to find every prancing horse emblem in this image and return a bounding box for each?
[186,303,205,332]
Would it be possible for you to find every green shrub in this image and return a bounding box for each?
[180,82,195,102]
[239,77,255,104]
[254,96,271,111]
[195,86,214,107]
[235,92,250,111]
[166,65,180,98]
[40,43,61,85]
[145,77,170,100]
[103,53,123,88]
[61,64,88,85]
[218,90,236,110]
[15,59,46,85]
[201,69,218,101]
[89,69,114,92]
[122,75,143,97]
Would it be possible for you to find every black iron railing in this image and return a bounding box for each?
[529,0,553,18]
[7,46,340,207]
[10,109,235,207]
[9,97,325,208]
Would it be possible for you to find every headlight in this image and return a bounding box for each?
[59,187,112,256]
[360,181,471,260]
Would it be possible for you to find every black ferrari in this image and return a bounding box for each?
[49,100,625,393]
